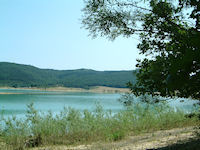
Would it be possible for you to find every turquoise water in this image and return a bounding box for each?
[0,89,198,118]
[0,89,123,117]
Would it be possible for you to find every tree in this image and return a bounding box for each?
[82,0,200,99]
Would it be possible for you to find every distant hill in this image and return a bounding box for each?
[0,62,137,88]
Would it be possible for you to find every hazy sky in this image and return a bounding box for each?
[0,0,141,71]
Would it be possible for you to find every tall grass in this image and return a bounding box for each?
[0,102,199,150]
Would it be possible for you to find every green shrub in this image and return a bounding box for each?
[0,102,199,150]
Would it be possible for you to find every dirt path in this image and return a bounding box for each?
[32,127,199,150]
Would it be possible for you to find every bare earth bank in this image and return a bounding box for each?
[31,127,199,150]
[0,86,130,94]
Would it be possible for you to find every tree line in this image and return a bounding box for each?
[0,62,136,88]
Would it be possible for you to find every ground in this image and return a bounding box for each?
[31,126,200,150]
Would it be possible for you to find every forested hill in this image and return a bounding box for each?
[0,62,137,88]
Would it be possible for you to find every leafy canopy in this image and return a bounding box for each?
[82,0,200,99]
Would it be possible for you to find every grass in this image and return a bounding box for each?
[0,102,199,150]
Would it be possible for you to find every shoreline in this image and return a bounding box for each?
[0,86,130,94]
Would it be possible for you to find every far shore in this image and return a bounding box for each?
[0,86,130,94]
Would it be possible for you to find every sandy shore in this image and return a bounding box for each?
[0,92,23,95]
[0,86,130,94]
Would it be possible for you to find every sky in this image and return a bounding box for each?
[0,0,141,71]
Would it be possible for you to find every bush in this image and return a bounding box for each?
[0,102,199,150]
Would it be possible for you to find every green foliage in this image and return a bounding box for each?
[0,102,198,149]
[0,62,136,88]
[82,0,200,99]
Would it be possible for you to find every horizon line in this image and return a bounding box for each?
[0,61,135,72]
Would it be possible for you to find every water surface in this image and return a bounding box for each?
[0,89,198,118]
[0,89,122,117]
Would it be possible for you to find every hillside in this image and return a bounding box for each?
[0,62,136,88]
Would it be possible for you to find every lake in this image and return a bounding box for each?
[0,89,123,117]
[0,89,198,118]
